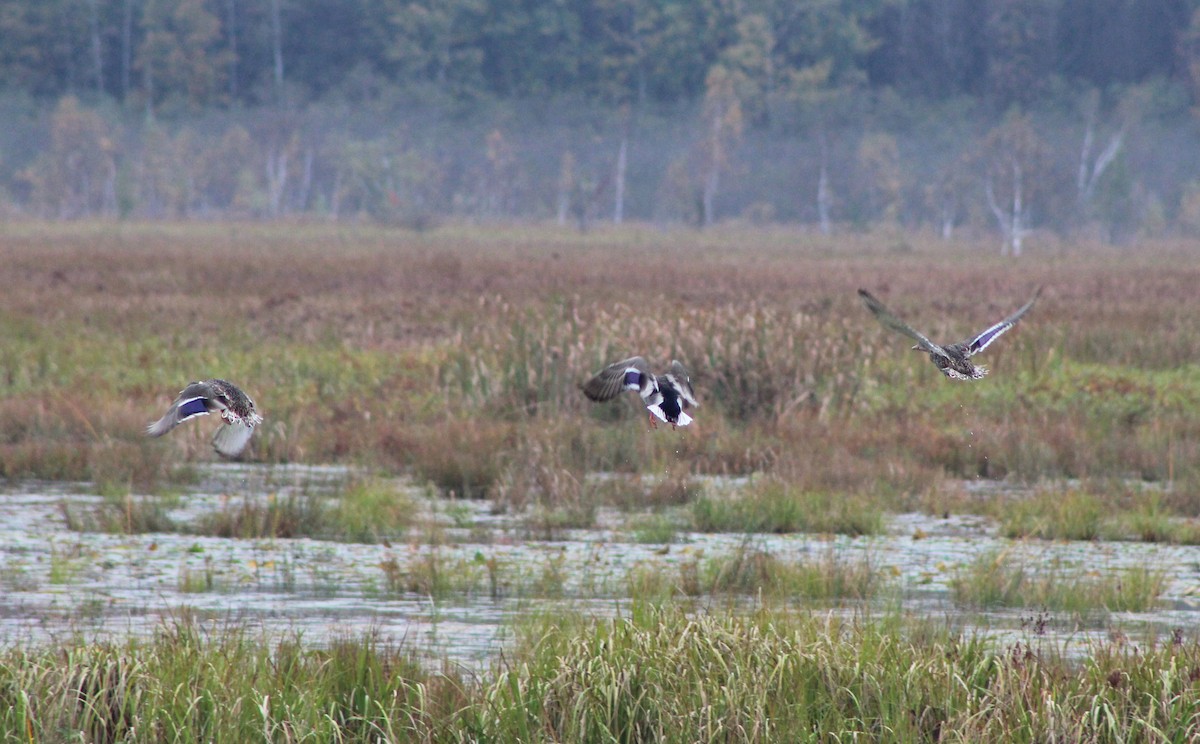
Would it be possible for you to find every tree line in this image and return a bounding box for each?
[4,0,1200,247]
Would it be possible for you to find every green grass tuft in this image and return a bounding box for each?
[194,492,328,540]
[950,549,1167,613]
[62,493,178,535]
[702,547,884,599]
[327,478,417,543]
[999,489,1105,541]
[692,479,883,536]
[625,512,682,544]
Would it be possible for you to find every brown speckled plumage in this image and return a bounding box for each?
[858,287,1041,381]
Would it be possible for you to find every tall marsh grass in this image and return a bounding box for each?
[6,606,1200,741]
[486,606,1200,742]
[0,616,470,742]
[441,297,876,425]
[6,223,1200,518]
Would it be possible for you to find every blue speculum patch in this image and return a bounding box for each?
[623,370,642,387]
[971,324,1004,352]
[179,398,209,418]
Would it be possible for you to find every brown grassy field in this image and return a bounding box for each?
[3,221,1200,521]
[10,222,1200,741]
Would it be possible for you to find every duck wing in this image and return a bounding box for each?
[858,289,948,358]
[582,356,655,402]
[212,418,256,458]
[664,360,698,408]
[965,286,1041,356]
[145,380,221,438]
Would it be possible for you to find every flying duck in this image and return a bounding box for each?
[581,357,698,428]
[146,379,263,457]
[858,287,1041,380]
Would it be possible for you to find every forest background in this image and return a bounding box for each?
[5,0,1200,250]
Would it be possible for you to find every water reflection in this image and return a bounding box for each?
[1,465,1198,669]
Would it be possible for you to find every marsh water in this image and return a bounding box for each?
[2,464,1199,670]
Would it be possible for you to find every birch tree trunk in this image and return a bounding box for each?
[121,0,132,100]
[985,160,1026,256]
[266,147,288,217]
[87,0,103,94]
[1010,161,1023,257]
[270,0,284,101]
[980,112,1045,256]
[556,151,573,225]
[298,147,313,212]
[817,131,832,235]
[613,136,627,225]
[330,170,342,221]
[226,0,238,100]
[702,166,718,227]
[1077,118,1124,209]
[940,201,954,240]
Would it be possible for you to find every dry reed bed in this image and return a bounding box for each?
[2,222,1199,516]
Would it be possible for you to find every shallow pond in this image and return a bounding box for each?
[2,464,1199,669]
